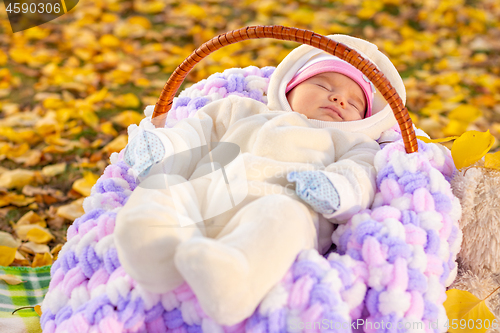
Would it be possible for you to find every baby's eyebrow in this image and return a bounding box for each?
[312,75,328,83]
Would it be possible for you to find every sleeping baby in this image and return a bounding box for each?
[115,34,406,325]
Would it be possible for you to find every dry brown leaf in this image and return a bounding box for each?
[20,241,50,254]
[46,215,65,229]
[0,207,13,218]
[56,198,85,221]
[0,274,25,285]
[0,230,20,248]
[32,252,52,267]
[90,151,103,163]
[22,186,66,202]
[13,250,31,266]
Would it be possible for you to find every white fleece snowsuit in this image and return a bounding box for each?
[114,34,407,325]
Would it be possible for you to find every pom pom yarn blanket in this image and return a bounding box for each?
[41,66,462,333]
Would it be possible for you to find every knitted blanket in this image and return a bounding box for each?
[0,265,51,333]
[40,66,462,333]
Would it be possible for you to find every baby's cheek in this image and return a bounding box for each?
[349,108,365,120]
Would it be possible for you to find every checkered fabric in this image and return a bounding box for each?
[0,265,51,333]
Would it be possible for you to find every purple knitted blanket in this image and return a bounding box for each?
[41,66,461,333]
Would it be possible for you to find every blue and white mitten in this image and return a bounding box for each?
[287,171,340,215]
[124,129,167,179]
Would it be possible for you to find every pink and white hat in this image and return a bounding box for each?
[286,53,375,117]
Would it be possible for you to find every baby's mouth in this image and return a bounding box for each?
[321,106,343,120]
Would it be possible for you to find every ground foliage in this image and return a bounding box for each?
[0,0,499,267]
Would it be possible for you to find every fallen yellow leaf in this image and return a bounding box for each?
[26,227,54,244]
[34,305,42,316]
[35,111,62,136]
[41,163,66,177]
[0,127,39,146]
[127,16,152,29]
[85,87,108,105]
[72,172,99,197]
[100,121,118,137]
[32,252,52,267]
[17,211,45,227]
[111,110,144,128]
[417,135,459,144]
[134,0,166,14]
[448,104,483,123]
[443,119,469,137]
[0,169,35,189]
[484,151,500,170]
[113,93,140,108]
[42,97,65,110]
[102,134,128,154]
[0,245,17,266]
[24,26,50,40]
[10,149,42,167]
[99,34,121,48]
[0,274,25,285]
[288,7,315,25]
[56,198,85,221]
[0,193,36,207]
[79,110,99,128]
[89,139,103,149]
[15,225,51,242]
[0,141,29,158]
[444,288,496,333]
[50,243,63,260]
[451,130,495,170]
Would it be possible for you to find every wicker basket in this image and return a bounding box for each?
[151,25,418,154]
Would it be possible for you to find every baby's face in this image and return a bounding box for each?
[286,72,366,122]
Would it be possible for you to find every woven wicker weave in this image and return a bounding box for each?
[152,25,418,153]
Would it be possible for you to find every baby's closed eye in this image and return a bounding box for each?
[349,102,361,110]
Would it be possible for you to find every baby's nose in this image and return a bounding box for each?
[330,94,346,107]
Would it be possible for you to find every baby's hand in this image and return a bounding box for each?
[124,129,166,178]
[287,171,340,215]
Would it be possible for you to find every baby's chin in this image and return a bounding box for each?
[311,117,342,122]
[309,113,344,122]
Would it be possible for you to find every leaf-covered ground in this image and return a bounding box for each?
[0,0,499,267]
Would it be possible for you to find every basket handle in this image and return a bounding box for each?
[152,25,418,154]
